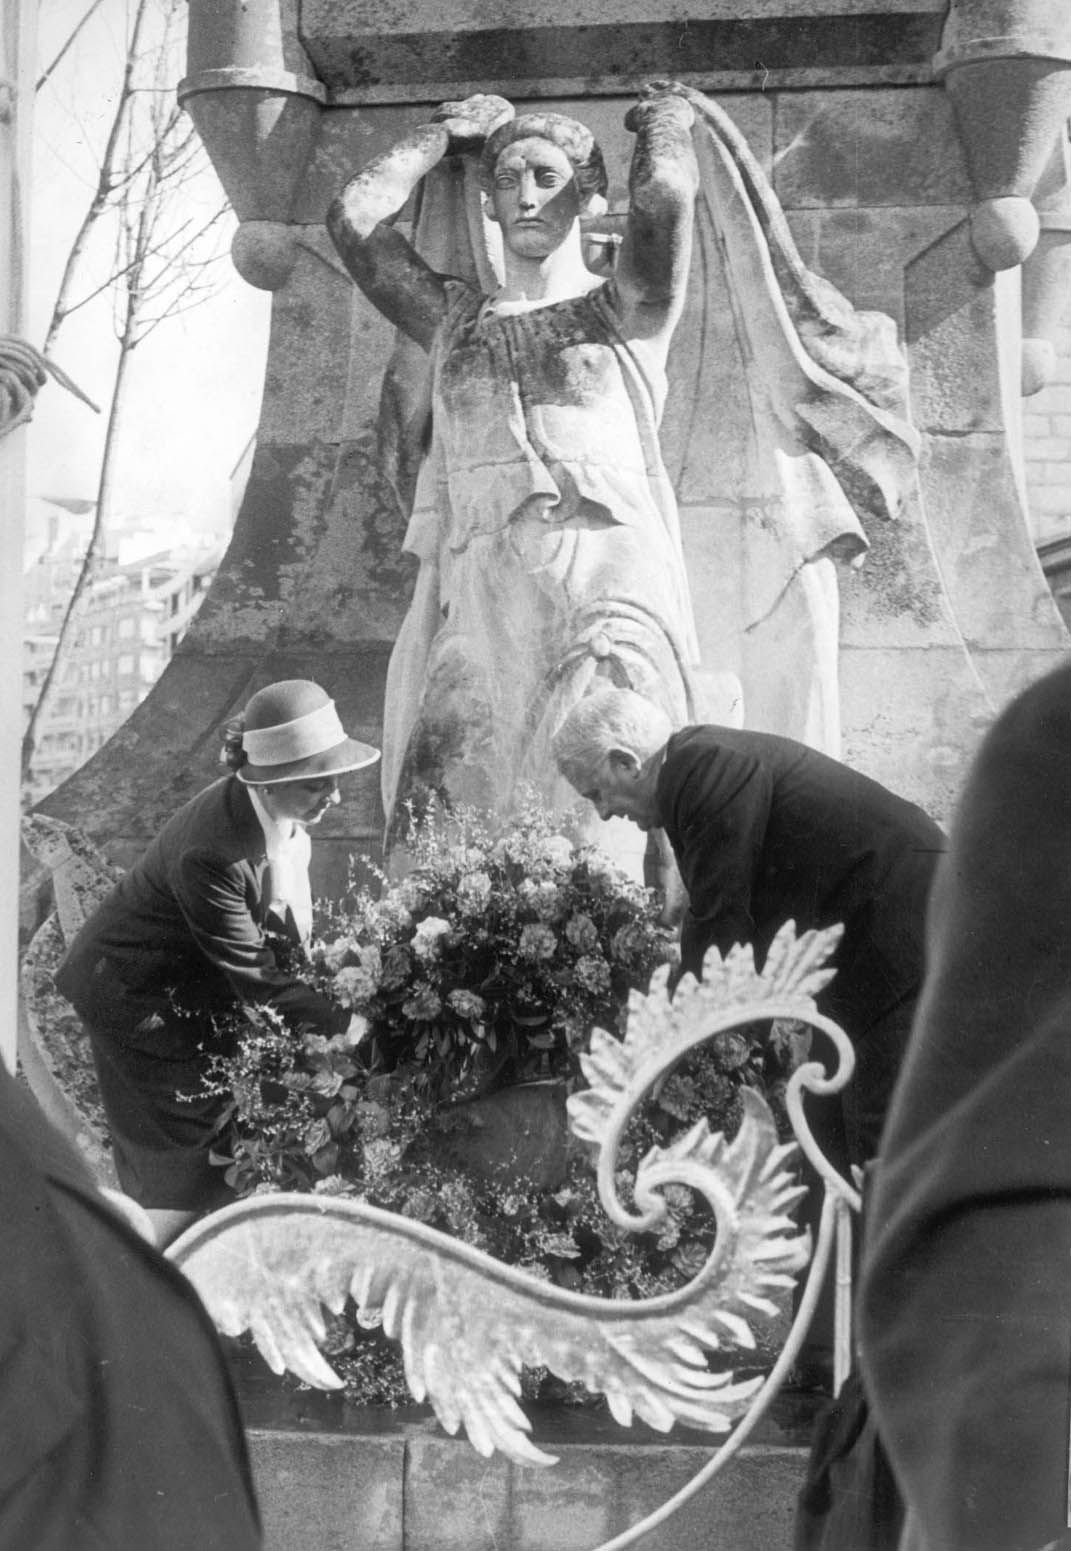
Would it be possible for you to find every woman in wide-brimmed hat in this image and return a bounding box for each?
[55,680,379,1245]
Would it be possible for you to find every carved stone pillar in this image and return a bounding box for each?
[935,0,1071,270]
[178,0,324,291]
[1021,131,1071,394]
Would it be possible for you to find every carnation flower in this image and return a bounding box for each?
[583,851,620,886]
[456,871,492,914]
[369,897,413,933]
[518,922,557,961]
[379,945,413,989]
[333,965,378,1007]
[362,1138,402,1180]
[573,954,611,995]
[565,912,599,952]
[396,877,429,911]
[518,879,562,921]
[319,935,355,973]
[411,915,452,958]
[355,1100,391,1138]
[401,1188,438,1222]
[447,988,486,1020]
[542,835,574,868]
[403,985,443,1020]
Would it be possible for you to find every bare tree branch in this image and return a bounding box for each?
[35,0,108,92]
[23,0,232,785]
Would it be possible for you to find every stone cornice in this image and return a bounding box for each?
[298,4,949,102]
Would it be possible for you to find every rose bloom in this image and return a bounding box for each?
[518,922,557,961]
[411,916,452,958]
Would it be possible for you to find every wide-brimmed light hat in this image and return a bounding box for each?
[229,680,380,785]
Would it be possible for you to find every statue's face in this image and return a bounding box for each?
[487,136,582,259]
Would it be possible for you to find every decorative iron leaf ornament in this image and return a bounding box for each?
[169,922,845,1469]
[571,920,845,1232]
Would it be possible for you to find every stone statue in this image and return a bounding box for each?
[327,85,920,848]
[328,86,705,847]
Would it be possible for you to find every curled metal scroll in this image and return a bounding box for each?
[168,919,858,1546]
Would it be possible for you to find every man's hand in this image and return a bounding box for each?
[431,94,514,154]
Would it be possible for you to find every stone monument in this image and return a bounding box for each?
[35,0,1071,903]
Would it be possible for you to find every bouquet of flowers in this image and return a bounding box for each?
[204,802,793,1405]
[317,798,673,1101]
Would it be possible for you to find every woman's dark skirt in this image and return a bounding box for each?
[61,952,239,1212]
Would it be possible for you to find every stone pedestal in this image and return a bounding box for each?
[235,1355,823,1551]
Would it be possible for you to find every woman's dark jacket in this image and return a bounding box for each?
[54,775,342,1054]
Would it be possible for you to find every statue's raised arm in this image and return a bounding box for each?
[326,94,514,347]
[614,84,699,360]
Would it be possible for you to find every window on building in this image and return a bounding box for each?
[118,616,135,639]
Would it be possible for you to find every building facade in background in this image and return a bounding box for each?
[22,532,223,804]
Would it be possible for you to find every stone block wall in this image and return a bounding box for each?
[1024,313,1071,540]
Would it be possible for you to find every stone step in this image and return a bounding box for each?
[235,1359,822,1551]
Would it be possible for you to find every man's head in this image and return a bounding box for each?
[552,688,672,830]
[480,114,608,261]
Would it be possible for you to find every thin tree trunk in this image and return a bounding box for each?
[21,309,136,779]
[41,0,151,356]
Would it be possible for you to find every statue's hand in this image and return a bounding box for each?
[625,81,696,131]
[432,94,514,154]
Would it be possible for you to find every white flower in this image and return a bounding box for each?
[319,935,354,973]
[412,916,452,958]
[357,943,382,977]
[519,922,557,961]
[341,1012,370,1048]
[565,912,599,952]
[396,876,429,911]
[543,835,574,868]
[456,870,493,914]
[333,965,377,1007]
[448,988,486,1020]
[519,879,562,921]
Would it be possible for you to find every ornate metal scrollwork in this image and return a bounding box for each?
[169,919,858,1548]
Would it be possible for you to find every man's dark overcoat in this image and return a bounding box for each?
[654,724,945,1158]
